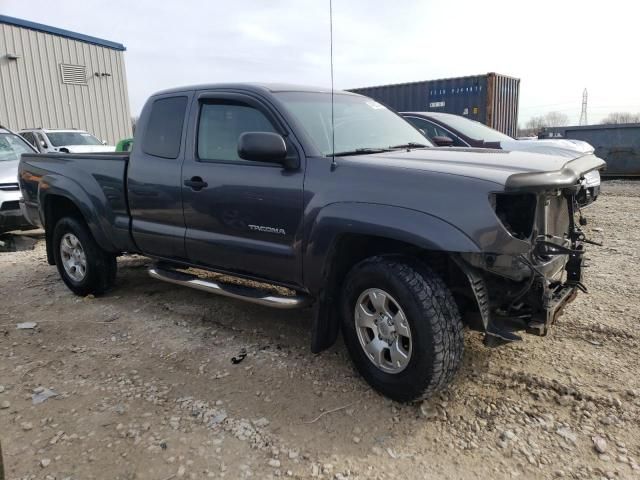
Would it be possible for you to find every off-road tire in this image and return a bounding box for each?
[341,255,464,402]
[52,216,117,296]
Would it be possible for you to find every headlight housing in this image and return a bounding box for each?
[490,193,537,240]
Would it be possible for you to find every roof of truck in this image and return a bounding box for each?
[151,83,360,97]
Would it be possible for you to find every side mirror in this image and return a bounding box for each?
[238,132,297,169]
[432,135,454,147]
[39,140,48,149]
[102,140,108,145]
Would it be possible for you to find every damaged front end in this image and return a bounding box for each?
[456,155,605,346]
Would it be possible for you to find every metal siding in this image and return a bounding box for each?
[0,22,131,144]
[349,73,518,135]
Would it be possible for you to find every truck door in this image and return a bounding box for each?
[127,94,191,260]
[181,91,305,286]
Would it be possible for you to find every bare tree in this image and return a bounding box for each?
[523,111,570,134]
[542,111,570,127]
[600,112,640,124]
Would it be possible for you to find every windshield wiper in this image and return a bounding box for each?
[329,147,393,157]
[388,142,430,149]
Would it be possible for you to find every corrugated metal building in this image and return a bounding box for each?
[349,73,520,137]
[0,15,131,144]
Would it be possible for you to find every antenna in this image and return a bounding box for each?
[329,0,337,170]
[579,88,588,125]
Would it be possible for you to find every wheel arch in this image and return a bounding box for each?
[41,187,116,265]
[305,203,482,353]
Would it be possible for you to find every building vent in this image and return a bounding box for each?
[60,64,87,85]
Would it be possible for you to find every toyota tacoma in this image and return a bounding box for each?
[18,84,605,401]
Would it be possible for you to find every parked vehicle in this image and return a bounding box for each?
[402,111,601,205]
[19,84,605,401]
[115,137,134,152]
[19,128,115,153]
[0,126,37,233]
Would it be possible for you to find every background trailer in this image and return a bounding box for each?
[0,15,131,145]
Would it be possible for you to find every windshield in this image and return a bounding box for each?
[46,131,103,147]
[432,115,513,143]
[275,92,432,156]
[0,133,35,162]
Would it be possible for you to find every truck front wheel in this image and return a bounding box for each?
[52,216,117,296]
[341,256,464,402]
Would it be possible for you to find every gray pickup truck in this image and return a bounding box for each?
[19,84,605,401]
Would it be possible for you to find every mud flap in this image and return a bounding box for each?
[310,290,340,353]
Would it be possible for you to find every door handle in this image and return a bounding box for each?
[184,176,208,191]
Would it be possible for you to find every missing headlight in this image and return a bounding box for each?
[490,193,537,240]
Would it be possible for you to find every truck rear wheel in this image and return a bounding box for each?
[341,256,464,402]
[52,216,117,296]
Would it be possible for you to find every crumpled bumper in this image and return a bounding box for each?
[455,240,587,345]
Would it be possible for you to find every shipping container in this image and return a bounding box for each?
[348,73,520,137]
[539,123,640,177]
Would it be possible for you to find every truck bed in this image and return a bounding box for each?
[19,152,136,253]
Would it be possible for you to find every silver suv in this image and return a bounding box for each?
[0,127,36,233]
[19,128,115,154]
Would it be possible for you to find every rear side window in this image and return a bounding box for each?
[143,96,188,159]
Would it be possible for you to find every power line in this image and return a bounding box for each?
[579,88,588,125]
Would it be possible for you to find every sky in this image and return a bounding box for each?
[3,0,640,125]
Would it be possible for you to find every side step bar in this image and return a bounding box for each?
[148,266,312,310]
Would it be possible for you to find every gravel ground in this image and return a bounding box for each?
[0,180,639,480]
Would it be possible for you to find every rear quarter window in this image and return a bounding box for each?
[142,96,188,159]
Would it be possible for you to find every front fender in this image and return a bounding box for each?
[303,202,481,294]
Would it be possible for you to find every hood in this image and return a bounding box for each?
[60,145,116,153]
[0,160,19,184]
[347,147,605,189]
[498,138,594,159]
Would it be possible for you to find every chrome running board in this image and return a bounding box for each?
[148,266,311,310]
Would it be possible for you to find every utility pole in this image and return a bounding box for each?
[579,88,588,125]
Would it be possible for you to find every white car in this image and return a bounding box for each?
[0,127,37,233]
[402,111,601,204]
[19,128,115,153]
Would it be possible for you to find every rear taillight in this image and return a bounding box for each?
[490,193,537,240]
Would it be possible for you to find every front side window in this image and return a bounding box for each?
[198,102,277,162]
[142,96,188,159]
[275,92,431,156]
[430,115,513,143]
[0,133,36,162]
[46,131,103,147]
[406,117,466,147]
